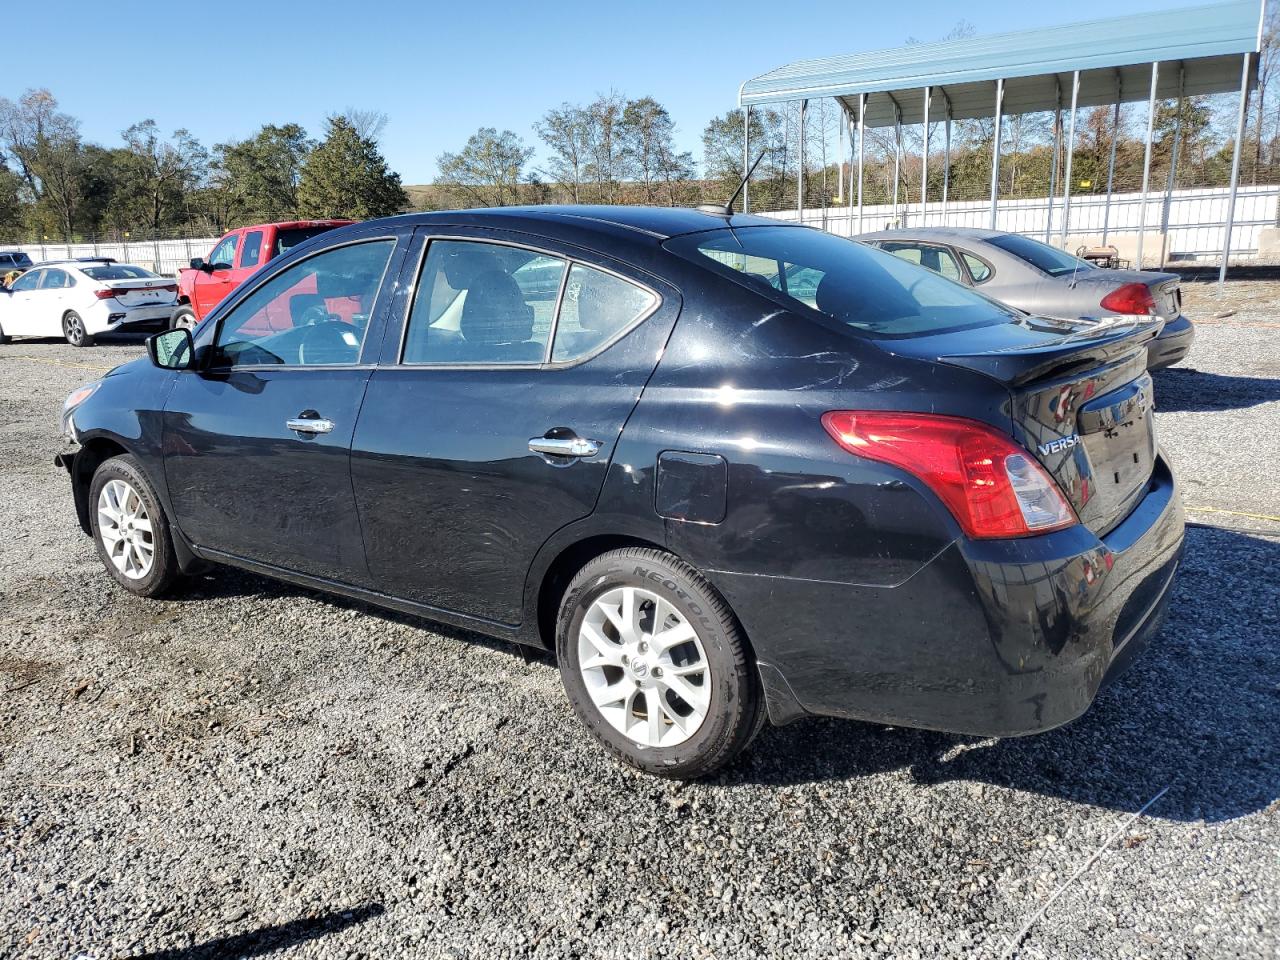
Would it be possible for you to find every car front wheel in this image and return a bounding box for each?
[62,311,94,347]
[88,455,181,597]
[556,547,765,779]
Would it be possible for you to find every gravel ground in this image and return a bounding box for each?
[1,282,1278,960]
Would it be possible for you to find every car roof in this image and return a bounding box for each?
[361,205,798,245]
[30,257,117,268]
[857,226,1006,243]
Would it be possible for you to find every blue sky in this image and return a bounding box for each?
[7,0,1206,184]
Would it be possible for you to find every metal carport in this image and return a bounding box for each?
[737,0,1263,285]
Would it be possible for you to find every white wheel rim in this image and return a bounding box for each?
[578,585,711,748]
[97,479,155,580]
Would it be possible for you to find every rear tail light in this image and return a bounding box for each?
[94,288,116,300]
[156,283,178,292]
[1099,282,1157,315]
[821,411,1077,540]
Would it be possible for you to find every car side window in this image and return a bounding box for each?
[403,240,564,365]
[240,230,264,269]
[211,239,395,369]
[962,253,993,283]
[9,269,41,291]
[41,269,72,289]
[551,264,656,362]
[208,234,239,268]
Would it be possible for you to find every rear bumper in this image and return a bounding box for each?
[717,454,1185,736]
[85,302,177,335]
[1147,314,1195,370]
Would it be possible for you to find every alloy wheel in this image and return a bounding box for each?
[577,585,711,748]
[64,313,85,345]
[96,478,155,580]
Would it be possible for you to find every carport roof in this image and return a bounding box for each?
[738,1,1263,127]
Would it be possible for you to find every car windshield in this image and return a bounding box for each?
[986,233,1094,277]
[666,226,1017,338]
[81,264,157,280]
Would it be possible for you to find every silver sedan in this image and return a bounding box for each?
[857,227,1194,369]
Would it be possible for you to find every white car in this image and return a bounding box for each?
[0,259,178,347]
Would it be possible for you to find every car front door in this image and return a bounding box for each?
[193,232,241,319]
[879,241,968,284]
[350,229,680,624]
[1,268,45,335]
[162,228,408,582]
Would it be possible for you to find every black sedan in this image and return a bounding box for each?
[56,208,1185,778]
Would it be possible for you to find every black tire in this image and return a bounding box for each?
[556,547,764,779]
[62,311,94,347]
[88,454,181,598]
[171,305,198,331]
[0,321,9,345]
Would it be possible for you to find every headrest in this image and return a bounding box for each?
[460,271,534,345]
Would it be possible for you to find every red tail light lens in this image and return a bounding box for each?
[94,288,116,300]
[1099,282,1157,315]
[821,411,1077,540]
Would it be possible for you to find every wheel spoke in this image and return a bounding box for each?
[587,677,631,710]
[660,673,709,714]
[644,688,665,745]
[580,622,621,669]
[131,517,153,535]
[652,620,697,654]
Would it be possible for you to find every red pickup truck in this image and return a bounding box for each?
[173,220,353,329]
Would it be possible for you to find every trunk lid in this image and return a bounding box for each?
[104,278,178,307]
[874,316,1162,535]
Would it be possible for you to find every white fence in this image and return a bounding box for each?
[8,236,220,277]
[758,184,1280,265]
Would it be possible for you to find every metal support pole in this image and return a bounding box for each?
[891,97,902,225]
[742,104,751,213]
[1046,79,1061,243]
[921,86,930,227]
[989,78,1004,230]
[1102,73,1122,245]
[1136,62,1160,269]
[836,104,846,205]
[1220,53,1253,289]
[1160,66,1185,267]
[941,90,952,226]
[797,99,808,221]
[856,93,866,234]
[1060,71,1080,248]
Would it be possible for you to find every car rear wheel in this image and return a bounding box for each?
[556,547,764,779]
[89,455,181,598]
[62,311,94,347]
[171,306,197,331]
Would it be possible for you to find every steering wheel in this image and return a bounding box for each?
[298,302,339,326]
[298,320,362,365]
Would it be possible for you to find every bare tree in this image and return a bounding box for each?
[343,108,390,143]
[535,104,589,203]
[435,127,533,207]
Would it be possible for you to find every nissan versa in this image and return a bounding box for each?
[56,207,1185,778]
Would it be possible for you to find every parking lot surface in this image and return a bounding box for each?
[1,280,1278,959]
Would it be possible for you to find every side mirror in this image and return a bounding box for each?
[189,257,205,271]
[147,328,195,370]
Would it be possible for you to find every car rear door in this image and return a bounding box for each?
[162,226,410,582]
[350,227,681,625]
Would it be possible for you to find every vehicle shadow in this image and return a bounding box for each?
[174,566,555,666]
[131,902,383,959]
[727,526,1280,824]
[1153,366,1280,412]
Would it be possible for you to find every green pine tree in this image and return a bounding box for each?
[297,116,407,219]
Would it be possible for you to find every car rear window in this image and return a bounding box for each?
[275,226,338,258]
[81,264,158,280]
[986,233,1094,278]
[666,226,1016,338]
